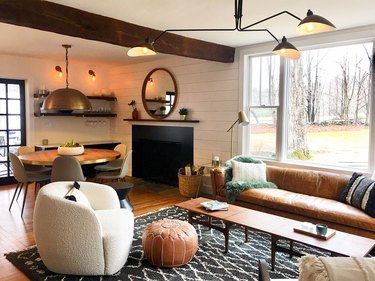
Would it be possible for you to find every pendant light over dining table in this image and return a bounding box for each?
[42,44,91,112]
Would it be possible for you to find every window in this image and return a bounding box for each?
[249,55,280,159]
[0,79,26,184]
[245,41,374,171]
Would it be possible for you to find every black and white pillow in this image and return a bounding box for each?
[340,172,375,217]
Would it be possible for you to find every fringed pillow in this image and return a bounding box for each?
[339,172,375,217]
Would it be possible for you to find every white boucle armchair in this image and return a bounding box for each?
[33,181,134,276]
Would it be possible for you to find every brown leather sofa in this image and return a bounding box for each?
[211,165,375,239]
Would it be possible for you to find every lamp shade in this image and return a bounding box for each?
[238,111,249,126]
[272,36,301,60]
[42,88,91,111]
[296,9,336,35]
[127,39,156,57]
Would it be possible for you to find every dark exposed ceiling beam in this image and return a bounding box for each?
[0,0,235,63]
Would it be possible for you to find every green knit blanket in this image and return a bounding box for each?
[224,155,277,202]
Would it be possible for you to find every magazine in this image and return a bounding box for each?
[200,200,229,211]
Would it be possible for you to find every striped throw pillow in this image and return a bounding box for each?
[340,172,375,217]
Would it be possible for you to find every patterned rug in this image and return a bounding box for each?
[5,206,329,281]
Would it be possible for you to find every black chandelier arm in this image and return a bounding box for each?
[240,28,280,43]
[152,27,237,44]
[151,1,299,46]
[240,10,301,31]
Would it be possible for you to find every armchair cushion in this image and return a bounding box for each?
[299,255,375,281]
[65,185,91,207]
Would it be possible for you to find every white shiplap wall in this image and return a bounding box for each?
[108,54,240,172]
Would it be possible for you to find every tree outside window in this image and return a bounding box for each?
[247,41,373,170]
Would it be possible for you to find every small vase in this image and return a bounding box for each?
[180,114,187,120]
[132,108,139,119]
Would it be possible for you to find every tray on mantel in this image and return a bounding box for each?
[293,225,336,240]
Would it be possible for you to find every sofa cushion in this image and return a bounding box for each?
[236,188,375,232]
[231,160,267,182]
[340,173,375,218]
[266,166,350,200]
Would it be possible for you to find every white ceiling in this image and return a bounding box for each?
[1,0,375,65]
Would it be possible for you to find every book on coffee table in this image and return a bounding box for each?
[200,200,229,211]
[293,224,336,240]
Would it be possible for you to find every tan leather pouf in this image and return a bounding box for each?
[142,219,198,267]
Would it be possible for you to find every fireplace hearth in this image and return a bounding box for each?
[132,125,193,186]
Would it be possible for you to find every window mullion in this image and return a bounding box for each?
[276,57,287,162]
[368,40,375,173]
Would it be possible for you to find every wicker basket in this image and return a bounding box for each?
[178,171,202,198]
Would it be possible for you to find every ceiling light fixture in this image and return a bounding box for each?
[127,0,335,60]
[55,65,62,78]
[42,45,91,112]
[149,77,153,86]
[88,69,96,81]
[127,38,156,57]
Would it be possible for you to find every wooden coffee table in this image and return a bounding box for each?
[175,197,375,269]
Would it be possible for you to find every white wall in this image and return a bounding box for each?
[109,54,240,168]
[0,50,242,186]
[0,54,114,146]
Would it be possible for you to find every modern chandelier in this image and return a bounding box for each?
[127,0,336,60]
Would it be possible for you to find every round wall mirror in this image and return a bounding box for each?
[142,68,177,119]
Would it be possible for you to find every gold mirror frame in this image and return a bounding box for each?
[142,68,178,119]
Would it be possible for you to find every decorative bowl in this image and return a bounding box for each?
[57,146,84,156]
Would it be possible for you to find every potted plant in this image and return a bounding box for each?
[160,105,166,115]
[128,100,138,119]
[179,108,188,120]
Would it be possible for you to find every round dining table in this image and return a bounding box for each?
[18,148,121,166]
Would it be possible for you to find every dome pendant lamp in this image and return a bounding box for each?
[272,36,301,60]
[127,38,156,57]
[296,9,336,35]
[42,45,91,112]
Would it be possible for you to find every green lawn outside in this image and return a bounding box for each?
[250,126,369,169]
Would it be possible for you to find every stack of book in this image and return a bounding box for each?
[200,200,229,211]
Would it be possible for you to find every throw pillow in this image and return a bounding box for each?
[339,172,375,217]
[224,155,263,181]
[231,160,267,182]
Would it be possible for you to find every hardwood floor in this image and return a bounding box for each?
[0,178,187,281]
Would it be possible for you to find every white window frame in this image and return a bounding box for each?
[239,25,375,176]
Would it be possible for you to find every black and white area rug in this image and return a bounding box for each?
[5,206,329,281]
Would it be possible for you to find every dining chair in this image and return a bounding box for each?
[8,153,50,217]
[94,143,127,172]
[18,146,52,174]
[95,150,132,183]
[51,156,86,182]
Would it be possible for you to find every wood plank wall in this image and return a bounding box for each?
[108,54,240,178]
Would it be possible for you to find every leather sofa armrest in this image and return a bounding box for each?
[210,168,226,198]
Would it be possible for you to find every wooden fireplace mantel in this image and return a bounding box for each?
[123,119,199,123]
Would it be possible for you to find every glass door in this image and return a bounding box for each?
[0,79,26,185]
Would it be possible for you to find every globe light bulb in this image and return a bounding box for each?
[306,23,315,33]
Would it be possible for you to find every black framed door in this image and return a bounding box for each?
[0,79,26,185]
